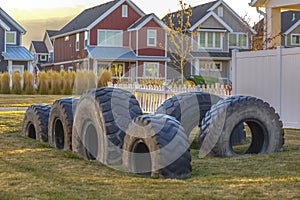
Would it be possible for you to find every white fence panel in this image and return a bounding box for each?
[232,47,300,129]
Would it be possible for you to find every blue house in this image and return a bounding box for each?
[0,7,34,85]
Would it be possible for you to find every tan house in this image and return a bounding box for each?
[250,0,300,48]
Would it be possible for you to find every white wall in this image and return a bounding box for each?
[232,47,300,129]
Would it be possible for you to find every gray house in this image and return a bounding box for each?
[164,0,255,84]
[0,8,34,83]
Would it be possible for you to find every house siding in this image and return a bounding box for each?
[287,26,300,47]
[138,20,165,56]
[0,15,21,46]
[89,2,142,46]
[130,31,137,53]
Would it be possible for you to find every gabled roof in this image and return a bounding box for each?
[46,30,59,37]
[53,0,145,38]
[128,13,168,31]
[0,19,10,31]
[163,0,255,33]
[31,41,49,54]
[0,7,26,34]
[2,46,34,61]
[282,11,300,34]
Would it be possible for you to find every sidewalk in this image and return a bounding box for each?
[0,107,28,112]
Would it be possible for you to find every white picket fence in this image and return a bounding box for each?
[108,82,230,113]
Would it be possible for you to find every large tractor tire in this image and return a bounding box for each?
[72,88,142,165]
[199,96,284,157]
[123,114,191,179]
[48,98,79,150]
[156,92,222,138]
[22,105,52,142]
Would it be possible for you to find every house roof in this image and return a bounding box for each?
[189,51,231,60]
[162,1,217,30]
[128,13,168,31]
[2,46,34,61]
[87,46,169,61]
[254,11,300,35]
[46,30,59,37]
[31,41,49,54]
[53,0,145,38]
[0,7,26,34]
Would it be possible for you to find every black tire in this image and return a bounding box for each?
[48,98,79,150]
[72,88,143,165]
[22,105,52,142]
[156,92,222,138]
[199,96,284,157]
[123,114,191,179]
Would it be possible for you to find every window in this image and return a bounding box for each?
[76,33,80,51]
[144,62,159,77]
[97,63,124,77]
[291,34,300,45]
[40,55,47,61]
[84,31,89,48]
[6,31,16,44]
[147,30,157,46]
[65,36,69,41]
[68,66,74,71]
[218,7,223,17]
[229,33,248,47]
[198,32,222,49]
[199,61,222,71]
[98,30,123,46]
[122,5,128,18]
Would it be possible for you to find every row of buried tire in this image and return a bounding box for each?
[22,88,285,179]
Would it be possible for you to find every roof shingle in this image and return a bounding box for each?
[32,41,48,54]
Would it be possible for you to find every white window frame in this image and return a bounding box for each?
[199,61,222,71]
[6,31,17,45]
[84,31,89,48]
[65,36,69,41]
[291,34,300,45]
[198,31,223,49]
[229,32,248,48]
[97,30,123,47]
[40,55,47,61]
[122,5,128,18]
[218,7,224,17]
[68,66,74,71]
[97,62,125,77]
[143,62,160,78]
[147,30,157,47]
[76,33,80,51]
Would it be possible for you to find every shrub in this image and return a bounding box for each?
[73,70,97,95]
[61,71,73,95]
[1,72,10,94]
[87,70,97,89]
[38,71,48,95]
[98,69,112,87]
[23,71,35,95]
[49,71,61,95]
[12,71,22,94]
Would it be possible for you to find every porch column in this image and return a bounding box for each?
[28,61,34,73]
[266,7,281,48]
[93,60,98,75]
[7,60,13,88]
[194,59,200,76]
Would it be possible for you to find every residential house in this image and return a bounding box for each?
[163,0,255,84]
[250,0,300,49]
[48,0,169,82]
[29,30,58,71]
[254,11,300,48]
[0,7,34,85]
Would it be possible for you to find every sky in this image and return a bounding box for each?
[0,0,262,25]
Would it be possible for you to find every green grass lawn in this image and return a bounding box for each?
[0,111,299,200]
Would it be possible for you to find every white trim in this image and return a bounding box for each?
[40,55,47,61]
[147,29,157,47]
[165,32,168,57]
[97,29,123,47]
[199,29,227,33]
[52,28,86,39]
[136,30,139,56]
[6,31,17,45]
[143,62,160,78]
[291,34,300,45]
[0,19,10,31]
[229,32,249,48]
[284,20,300,35]
[218,7,224,17]
[197,31,223,50]
[87,0,145,30]
[208,0,256,34]
[54,58,88,66]
[84,31,89,49]
[128,14,168,31]
[189,11,233,32]
[0,8,26,33]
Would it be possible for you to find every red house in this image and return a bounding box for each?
[49,0,169,82]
